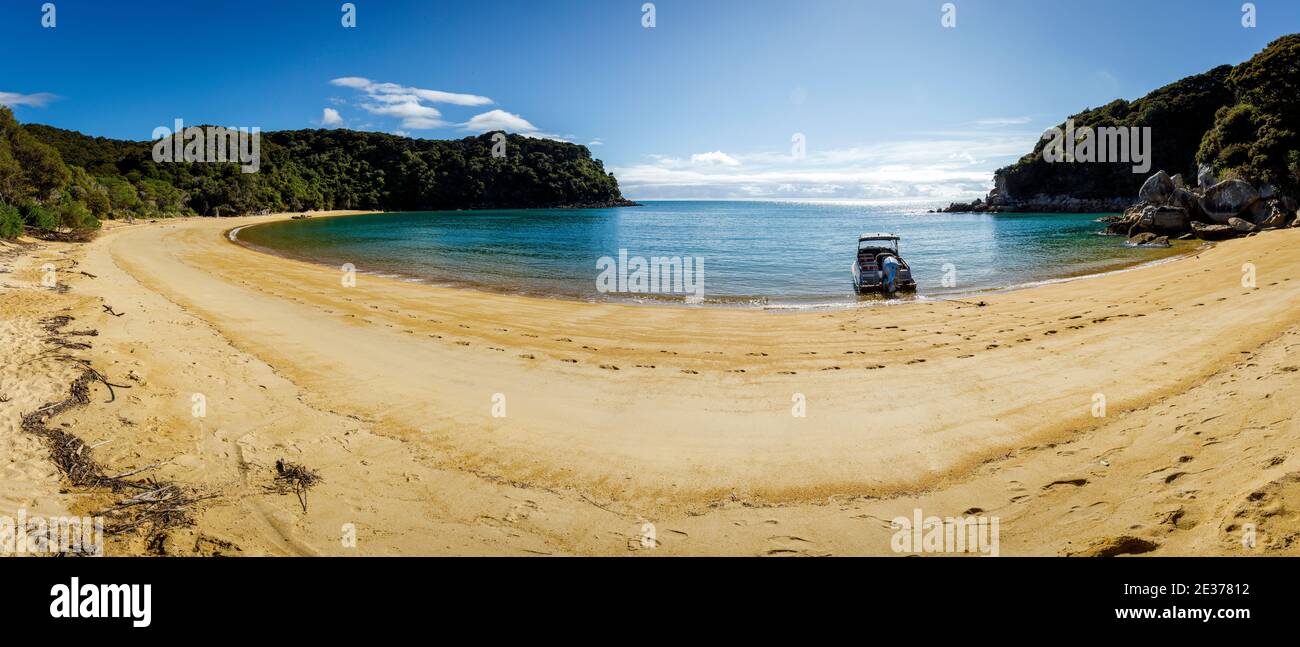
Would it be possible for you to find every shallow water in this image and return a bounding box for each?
[236,201,1185,307]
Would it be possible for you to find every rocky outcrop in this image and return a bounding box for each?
[1112,169,1298,241]
[936,193,1128,214]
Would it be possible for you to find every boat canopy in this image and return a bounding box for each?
[858,233,900,242]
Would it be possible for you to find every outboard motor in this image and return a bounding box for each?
[880,255,900,295]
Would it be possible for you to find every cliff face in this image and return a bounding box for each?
[943,34,1300,214]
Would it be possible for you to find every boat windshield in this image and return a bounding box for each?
[858,239,899,253]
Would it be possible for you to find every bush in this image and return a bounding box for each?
[0,203,22,240]
[55,199,98,231]
[21,202,57,231]
[1197,35,1300,194]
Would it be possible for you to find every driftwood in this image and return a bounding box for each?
[102,305,125,317]
[19,316,213,547]
[267,460,322,512]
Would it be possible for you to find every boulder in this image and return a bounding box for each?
[1228,217,1257,234]
[1138,171,1175,204]
[1171,174,1185,189]
[1259,184,1277,200]
[1198,179,1259,223]
[1127,232,1158,245]
[1197,163,1216,189]
[1170,187,1200,215]
[1137,205,1189,232]
[1191,221,1235,240]
[1258,202,1290,229]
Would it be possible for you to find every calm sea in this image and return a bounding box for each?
[235,201,1186,308]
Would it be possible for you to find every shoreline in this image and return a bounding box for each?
[3,213,1299,556]
[228,209,1196,311]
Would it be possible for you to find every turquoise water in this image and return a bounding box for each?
[235,201,1183,307]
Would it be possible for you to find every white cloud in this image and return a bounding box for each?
[689,151,741,166]
[587,138,604,146]
[0,91,59,108]
[321,108,343,127]
[330,77,492,130]
[328,77,586,144]
[461,109,537,133]
[973,117,1032,126]
[612,129,1039,201]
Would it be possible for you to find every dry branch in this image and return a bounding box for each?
[267,460,322,512]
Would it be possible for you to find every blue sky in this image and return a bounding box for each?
[1,0,1296,200]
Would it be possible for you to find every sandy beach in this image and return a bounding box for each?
[2,211,1299,556]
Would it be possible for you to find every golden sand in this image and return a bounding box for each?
[2,213,1298,555]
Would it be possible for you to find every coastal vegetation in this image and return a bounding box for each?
[0,106,632,240]
[945,34,1300,214]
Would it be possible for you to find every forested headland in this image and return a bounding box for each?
[0,108,634,240]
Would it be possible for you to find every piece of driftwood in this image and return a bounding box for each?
[267,460,322,512]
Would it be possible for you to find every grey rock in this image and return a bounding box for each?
[1137,205,1189,232]
[1198,179,1259,223]
[1170,187,1200,215]
[1191,221,1235,240]
[1171,174,1185,189]
[1197,163,1216,189]
[1138,170,1175,204]
[1258,202,1290,229]
[1228,216,1257,233]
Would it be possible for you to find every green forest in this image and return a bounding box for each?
[996,34,1300,201]
[0,108,632,240]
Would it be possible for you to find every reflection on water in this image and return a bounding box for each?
[237,201,1187,307]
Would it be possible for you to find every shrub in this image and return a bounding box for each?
[0,203,22,240]
[21,202,57,231]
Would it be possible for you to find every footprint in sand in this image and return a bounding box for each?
[1043,478,1088,489]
